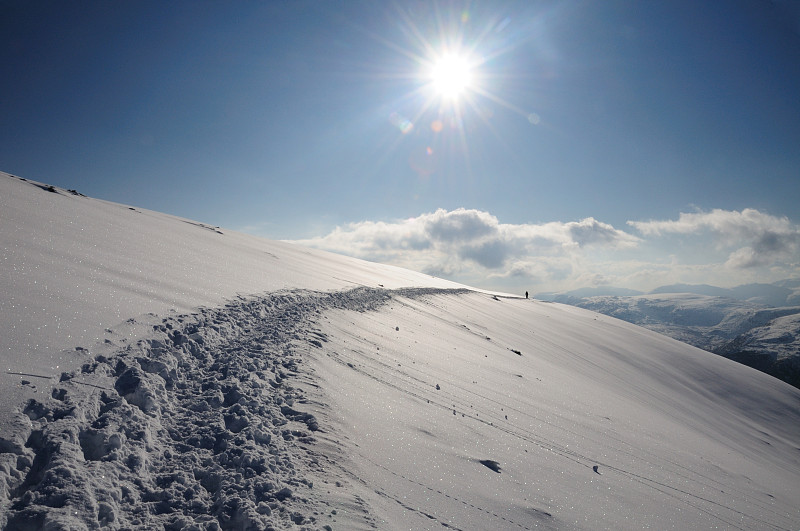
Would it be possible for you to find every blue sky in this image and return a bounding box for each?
[2,0,799,293]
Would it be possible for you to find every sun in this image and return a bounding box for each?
[371,2,541,168]
[428,52,474,101]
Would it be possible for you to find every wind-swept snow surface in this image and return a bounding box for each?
[308,292,800,530]
[1,172,799,529]
[0,172,464,434]
[542,291,800,388]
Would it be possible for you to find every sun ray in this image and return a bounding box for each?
[346,2,548,182]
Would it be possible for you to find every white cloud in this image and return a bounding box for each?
[293,208,640,289]
[566,217,641,248]
[290,207,799,293]
[424,208,498,243]
[628,208,800,270]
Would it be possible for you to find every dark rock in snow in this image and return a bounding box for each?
[479,459,502,473]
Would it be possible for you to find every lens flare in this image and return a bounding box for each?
[389,112,414,133]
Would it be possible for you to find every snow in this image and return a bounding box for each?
[0,173,465,432]
[310,293,800,529]
[548,291,800,388]
[1,172,799,530]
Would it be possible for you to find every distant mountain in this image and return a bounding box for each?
[539,282,800,389]
[648,283,734,298]
[729,283,798,307]
[535,285,643,303]
[648,282,798,307]
[715,312,800,388]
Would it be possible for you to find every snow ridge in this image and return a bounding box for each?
[0,287,462,530]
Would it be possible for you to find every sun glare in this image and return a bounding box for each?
[429,53,473,100]
[370,3,541,177]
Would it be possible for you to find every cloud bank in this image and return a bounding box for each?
[292,208,799,293]
[629,208,800,269]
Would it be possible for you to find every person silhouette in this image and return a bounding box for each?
[525,291,528,299]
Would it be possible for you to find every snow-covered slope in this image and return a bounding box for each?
[1,172,799,530]
[0,172,466,431]
[309,293,800,529]
[549,291,800,389]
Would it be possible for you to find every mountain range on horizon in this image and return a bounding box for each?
[536,279,800,307]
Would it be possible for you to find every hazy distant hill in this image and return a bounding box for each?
[535,286,644,303]
[536,282,800,388]
[649,283,798,307]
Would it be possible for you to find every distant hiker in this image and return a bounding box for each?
[525,291,528,299]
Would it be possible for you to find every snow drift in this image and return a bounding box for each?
[1,172,799,530]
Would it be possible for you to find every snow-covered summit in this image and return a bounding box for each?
[1,172,799,530]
